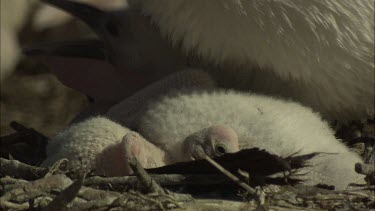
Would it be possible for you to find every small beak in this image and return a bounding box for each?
[42,0,108,32]
[191,145,206,160]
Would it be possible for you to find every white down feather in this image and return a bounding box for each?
[41,116,131,174]
[137,89,365,189]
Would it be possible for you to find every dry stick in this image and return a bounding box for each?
[77,186,121,201]
[0,177,29,193]
[42,174,85,211]
[44,158,69,177]
[199,152,267,208]
[199,153,256,195]
[69,197,117,211]
[0,158,49,180]
[0,174,72,210]
[128,158,192,204]
[128,158,166,195]
[84,174,232,191]
[0,176,28,185]
[0,174,72,201]
[0,200,29,210]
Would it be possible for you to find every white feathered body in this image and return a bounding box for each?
[132,0,374,120]
[137,90,364,189]
[42,114,236,176]
[107,69,216,126]
[41,116,167,176]
[42,117,130,173]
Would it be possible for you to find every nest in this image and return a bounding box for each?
[0,121,374,210]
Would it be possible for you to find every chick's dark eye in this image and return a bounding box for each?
[215,145,227,155]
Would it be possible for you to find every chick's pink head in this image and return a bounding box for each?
[184,124,240,161]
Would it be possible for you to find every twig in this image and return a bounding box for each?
[128,158,166,195]
[69,197,117,211]
[83,174,232,191]
[44,158,69,177]
[0,200,29,210]
[0,158,48,180]
[198,151,267,209]
[0,174,72,201]
[0,176,28,185]
[128,158,192,205]
[42,174,85,211]
[0,174,72,210]
[77,186,121,201]
[0,177,28,193]
[131,192,169,210]
[199,153,256,194]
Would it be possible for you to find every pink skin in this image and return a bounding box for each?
[94,125,239,176]
[95,132,168,177]
[184,125,240,161]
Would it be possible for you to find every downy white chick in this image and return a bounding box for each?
[41,116,239,176]
[106,68,216,127]
[130,0,375,121]
[136,89,365,190]
[41,116,153,176]
[42,117,166,176]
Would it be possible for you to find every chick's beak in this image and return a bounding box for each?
[190,144,206,160]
